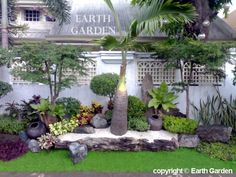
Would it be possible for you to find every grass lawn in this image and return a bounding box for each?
[0,148,235,173]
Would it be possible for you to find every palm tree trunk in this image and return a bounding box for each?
[0,0,10,83]
[1,0,8,49]
[110,50,128,135]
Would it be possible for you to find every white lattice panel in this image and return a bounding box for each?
[63,62,97,85]
[183,62,223,85]
[137,60,175,84]
[11,60,97,85]
[10,60,32,85]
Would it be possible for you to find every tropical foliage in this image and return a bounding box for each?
[41,0,71,25]
[148,82,177,112]
[56,97,81,117]
[192,91,236,131]
[152,39,229,116]
[0,81,12,99]
[102,0,196,135]
[12,43,92,103]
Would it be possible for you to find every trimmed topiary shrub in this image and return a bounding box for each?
[163,116,198,134]
[0,81,13,99]
[56,97,81,117]
[90,73,119,101]
[0,116,25,134]
[0,134,28,161]
[128,116,149,132]
[128,96,147,119]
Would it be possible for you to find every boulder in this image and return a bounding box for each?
[197,125,232,143]
[19,131,29,142]
[90,114,108,128]
[28,139,41,153]
[73,125,95,134]
[68,142,88,164]
[178,134,200,148]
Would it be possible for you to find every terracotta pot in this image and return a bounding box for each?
[27,121,47,139]
[148,115,163,131]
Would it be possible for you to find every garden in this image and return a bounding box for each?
[1,0,236,175]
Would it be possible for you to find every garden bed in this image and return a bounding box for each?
[56,128,178,151]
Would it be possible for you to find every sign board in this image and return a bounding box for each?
[71,14,116,35]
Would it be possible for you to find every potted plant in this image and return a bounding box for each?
[148,82,177,131]
[31,99,65,127]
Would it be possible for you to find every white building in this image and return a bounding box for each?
[1,0,236,116]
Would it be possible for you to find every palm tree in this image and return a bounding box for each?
[41,0,71,26]
[102,0,196,135]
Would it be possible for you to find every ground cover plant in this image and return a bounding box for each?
[0,149,235,172]
[197,136,236,161]
[0,134,28,161]
[0,115,26,134]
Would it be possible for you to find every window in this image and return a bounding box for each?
[137,60,175,85]
[25,10,40,21]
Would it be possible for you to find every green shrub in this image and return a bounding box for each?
[197,142,236,161]
[90,73,119,100]
[128,117,149,132]
[49,118,78,136]
[104,110,113,122]
[0,81,13,99]
[128,96,147,119]
[56,97,80,117]
[0,116,25,134]
[163,116,198,134]
[127,96,149,132]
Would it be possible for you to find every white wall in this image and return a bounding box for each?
[1,51,236,118]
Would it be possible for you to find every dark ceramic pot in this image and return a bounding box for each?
[26,121,47,139]
[148,115,163,131]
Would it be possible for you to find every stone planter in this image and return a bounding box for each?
[148,115,162,131]
[27,121,47,139]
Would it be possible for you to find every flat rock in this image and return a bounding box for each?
[90,114,108,128]
[197,125,232,143]
[73,125,95,134]
[178,134,200,148]
[56,128,178,151]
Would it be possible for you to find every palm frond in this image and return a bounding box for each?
[103,0,122,35]
[137,0,197,34]
[41,0,71,26]
[99,35,121,50]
